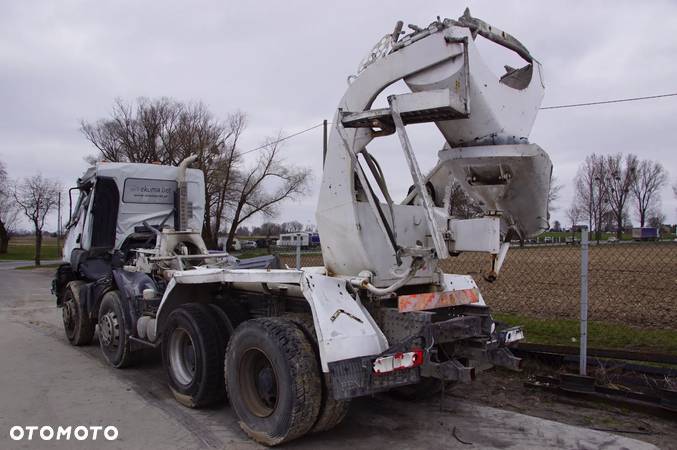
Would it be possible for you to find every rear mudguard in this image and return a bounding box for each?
[300,273,388,371]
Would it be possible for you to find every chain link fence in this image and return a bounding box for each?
[443,241,677,330]
[271,245,324,269]
[272,241,677,330]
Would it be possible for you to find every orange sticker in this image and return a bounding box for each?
[398,288,479,312]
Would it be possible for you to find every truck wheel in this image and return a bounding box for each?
[62,282,95,346]
[208,301,250,341]
[225,318,321,446]
[54,264,75,306]
[98,290,134,368]
[284,313,351,433]
[311,375,351,433]
[162,304,225,408]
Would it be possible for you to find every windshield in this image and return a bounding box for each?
[66,188,90,230]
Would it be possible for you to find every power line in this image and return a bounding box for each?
[240,92,677,154]
[241,122,325,155]
[540,92,677,110]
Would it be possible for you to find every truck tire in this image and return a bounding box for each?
[162,304,225,408]
[98,290,134,368]
[62,282,95,346]
[208,301,250,341]
[225,318,322,446]
[54,264,75,306]
[284,313,351,433]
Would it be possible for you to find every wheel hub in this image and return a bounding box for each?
[99,311,119,347]
[169,328,196,386]
[62,300,75,330]
[255,367,277,409]
[239,348,278,418]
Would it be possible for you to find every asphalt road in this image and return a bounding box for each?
[0,268,658,450]
[0,260,61,270]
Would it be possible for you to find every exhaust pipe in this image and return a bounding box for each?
[176,155,198,231]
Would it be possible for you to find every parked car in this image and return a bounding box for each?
[241,240,257,250]
[255,239,269,248]
[607,236,618,243]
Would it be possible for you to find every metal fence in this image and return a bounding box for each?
[272,240,677,331]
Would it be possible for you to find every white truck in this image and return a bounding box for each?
[53,10,550,446]
[276,232,314,247]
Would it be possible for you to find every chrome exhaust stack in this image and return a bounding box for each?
[176,155,198,231]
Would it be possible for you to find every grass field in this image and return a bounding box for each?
[440,242,677,330]
[0,236,60,261]
[495,313,677,355]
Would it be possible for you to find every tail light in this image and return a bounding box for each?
[373,349,424,374]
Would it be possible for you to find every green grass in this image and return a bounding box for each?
[233,248,271,259]
[0,241,60,261]
[496,313,677,355]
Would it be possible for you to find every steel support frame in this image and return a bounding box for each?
[389,95,449,259]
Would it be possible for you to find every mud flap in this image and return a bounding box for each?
[328,356,420,400]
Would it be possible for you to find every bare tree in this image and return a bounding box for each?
[565,203,581,239]
[0,160,20,253]
[631,159,667,227]
[81,98,248,247]
[13,175,60,265]
[204,112,246,247]
[548,176,563,213]
[281,221,303,233]
[223,136,311,251]
[236,225,251,236]
[574,154,608,242]
[257,222,283,238]
[603,153,637,239]
[647,210,665,229]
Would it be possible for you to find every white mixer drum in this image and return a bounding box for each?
[437,143,552,238]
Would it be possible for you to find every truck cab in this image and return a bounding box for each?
[62,162,205,266]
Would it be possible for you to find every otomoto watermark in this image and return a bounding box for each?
[9,425,118,441]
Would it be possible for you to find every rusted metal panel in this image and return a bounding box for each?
[398,287,480,312]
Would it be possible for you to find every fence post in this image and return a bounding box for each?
[580,225,589,376]
[296,233,301,270]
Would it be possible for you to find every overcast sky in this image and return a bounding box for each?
[1,0,676,232]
